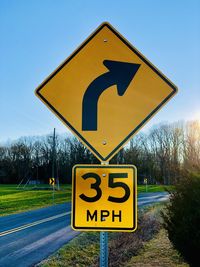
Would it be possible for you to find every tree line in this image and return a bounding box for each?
[0,120,199,185]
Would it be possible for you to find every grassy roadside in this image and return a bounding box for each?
[39,204,187,267]
[39,231,100,267]
[38,205,177,267]
[125,229,188,267]
[0,184,71,216]
[0,184,172,216]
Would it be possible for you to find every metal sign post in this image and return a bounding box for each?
[100,231,108,267]
[49,178,55,204]
[144,178,148,192]
[100,161,109,267]
[52,183,55,205]
[71,164,137,266]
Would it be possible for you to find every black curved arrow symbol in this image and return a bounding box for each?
[82,60,140,131]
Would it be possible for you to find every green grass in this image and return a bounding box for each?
[41,231,100,267]
[0,184,72,216]
[138,185,174,193]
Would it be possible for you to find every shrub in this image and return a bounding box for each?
[103,209,161,267]
[162,172,200,267]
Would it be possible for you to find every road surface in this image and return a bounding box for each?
[0,192,169,267]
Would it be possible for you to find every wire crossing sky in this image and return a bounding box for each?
[0,0,199,142]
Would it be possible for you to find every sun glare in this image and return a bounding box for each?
[192,111,200,123]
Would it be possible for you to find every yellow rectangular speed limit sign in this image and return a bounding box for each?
[72,165,137,232]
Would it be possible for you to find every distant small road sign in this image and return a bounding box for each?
[49,178,55,186]
[72,165,137,232]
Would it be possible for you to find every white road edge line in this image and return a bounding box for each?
[0,211,71,237]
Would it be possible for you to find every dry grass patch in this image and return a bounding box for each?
[125,230,189,267]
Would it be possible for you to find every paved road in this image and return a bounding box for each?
[0,192,169,267]
[138,192,169,206]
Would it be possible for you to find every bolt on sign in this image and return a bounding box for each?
[72,165,137,232]
[35,22,178,162]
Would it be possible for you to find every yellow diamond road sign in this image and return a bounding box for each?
[72,165,137,232]
[35,22,177,161]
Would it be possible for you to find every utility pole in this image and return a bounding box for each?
[52,128,56,182]
[52,128,60,190]
[52,128,56,204]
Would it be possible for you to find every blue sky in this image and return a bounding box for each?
[0,0,199,142]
